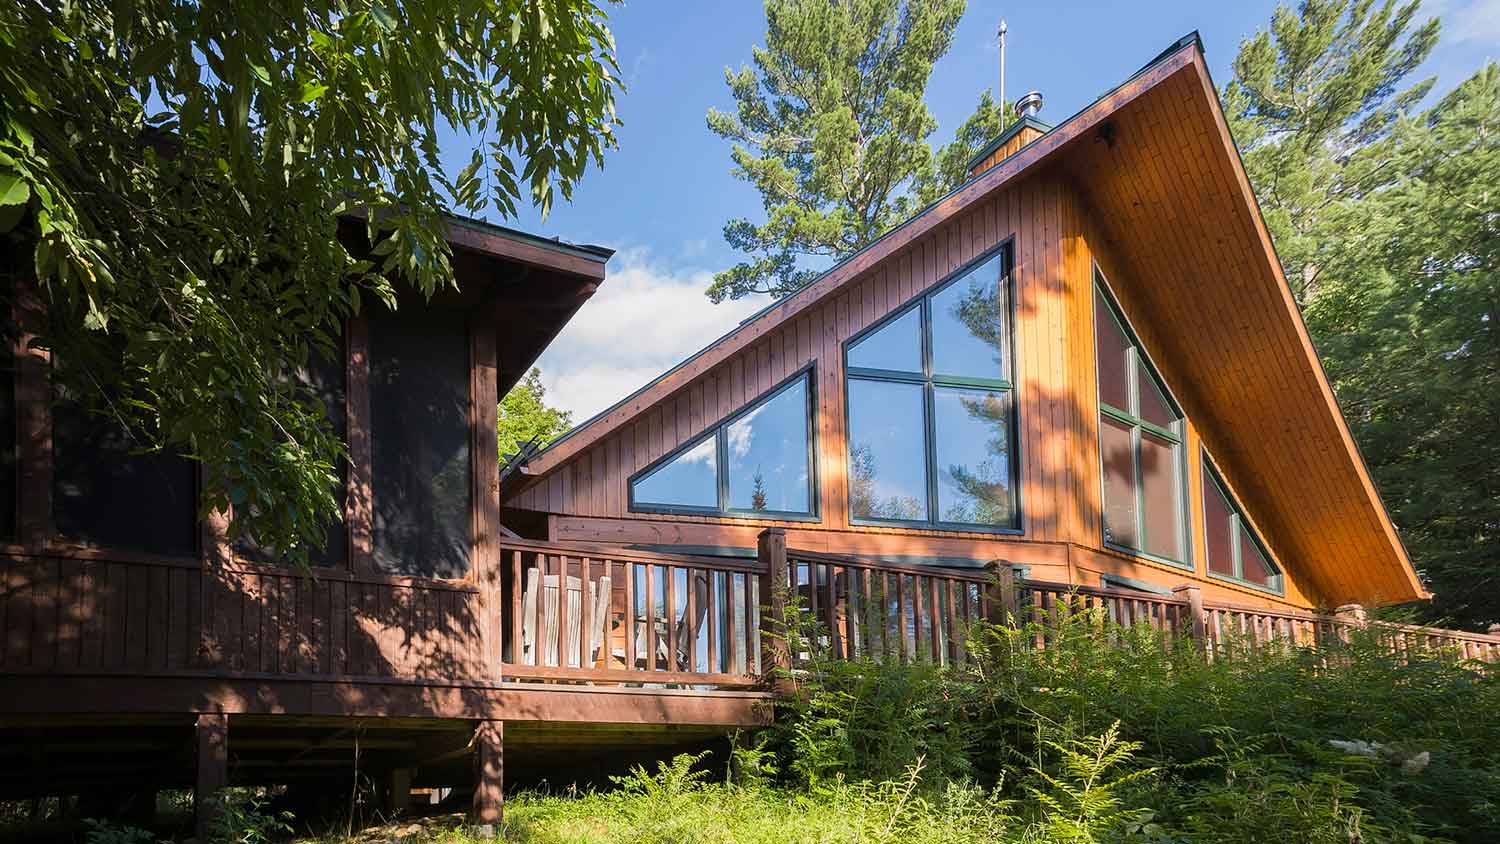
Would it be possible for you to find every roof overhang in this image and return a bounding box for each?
[512,35,1423,606]
[339,214,612,396]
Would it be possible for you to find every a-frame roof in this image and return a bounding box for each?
[513,34,1425,607]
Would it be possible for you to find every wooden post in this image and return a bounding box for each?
[471,720,503,827]
[346,315,373,573]
[386,768,413,816]
[756,528,790,685]
[195,714,228,842]
[1335,604,1367,625]
[986,563,1020,626]
[1172,584,1207,644]
[470,323,500,680]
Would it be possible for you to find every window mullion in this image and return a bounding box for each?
[715,428,729,513]
[1229,512,1243,580]
[1132,422,1146,550]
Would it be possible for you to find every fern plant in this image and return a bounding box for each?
[1026,721,1158,844]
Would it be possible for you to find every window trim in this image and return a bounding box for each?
[627,364,821,522]
[842,240,1022,534]
[1200,449,1285,595]
[1093,267,1191,569]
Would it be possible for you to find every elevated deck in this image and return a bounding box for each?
[2,531,1494,824]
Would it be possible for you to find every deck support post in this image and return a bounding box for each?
[756,529,790,688]
[195,714,229,842]
[1172,584,1207,645]
[386,768,413,816]
[986,563,1020,626]
[471,720,503,827]
[1335,604,1367,625]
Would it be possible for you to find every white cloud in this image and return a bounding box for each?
[1426,0,1500,44]
[532,247,764,422]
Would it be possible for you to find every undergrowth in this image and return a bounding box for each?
[492,602,1500,844]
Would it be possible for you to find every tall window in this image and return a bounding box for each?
[630,371,815,519]
[0,340,14,542]
[369,306,472,579]
[1202,453,1283,593]
[1094,276,1187,564]
[52,384,199,557]
[233,339,348,568]
[845,246,1017,530]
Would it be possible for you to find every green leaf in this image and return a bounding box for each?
[298,82,329,103]
[0,170,30,207]
[370,2,397,33]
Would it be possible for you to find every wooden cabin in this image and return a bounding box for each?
[7,32,1494,834]
[503,33,1426,614]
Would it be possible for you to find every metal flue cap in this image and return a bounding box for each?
[1015,90,1044,119]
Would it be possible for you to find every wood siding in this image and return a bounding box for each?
[508,167,1325,611]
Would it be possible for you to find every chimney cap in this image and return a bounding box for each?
[1015,91,1044,120]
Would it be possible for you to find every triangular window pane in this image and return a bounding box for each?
[632,436,717,509]
[726,378,811,513]
[848,307,922,373]
[930,254,1006,380]
[1240,533,1278,587]
[1203,469,1236,576]
[1137,365,1179,430]
[1094,288,1131,412]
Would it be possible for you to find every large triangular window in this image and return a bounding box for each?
[845,245,1018,530]
[1202,452,1284,593]
[1094,273,1188,565]
[629,371,815,518]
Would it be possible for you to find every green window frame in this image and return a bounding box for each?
[1093,271,1190,567]
[1201,451,1284,594]
[842,243,1020,533]
[628,367,819,521]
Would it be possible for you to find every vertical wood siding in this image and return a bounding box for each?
[509,165,1330,611]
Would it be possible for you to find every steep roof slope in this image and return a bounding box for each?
[511,35,1424,606]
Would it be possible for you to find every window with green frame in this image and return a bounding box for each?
[629,370,816,519]
[1202,452,1284,593]
[844,245,1018,531]
[1093,275,1188,565]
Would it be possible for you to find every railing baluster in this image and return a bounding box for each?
[707,570,719,674]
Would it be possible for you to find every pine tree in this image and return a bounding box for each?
[705,0,965,302]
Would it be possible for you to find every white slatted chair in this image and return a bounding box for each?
[520,568,612,668]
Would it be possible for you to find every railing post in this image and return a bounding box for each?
[1335,604,1368,625]
[756,528,790,685]
[1172,584,1207,645]
[985,562,1020,626]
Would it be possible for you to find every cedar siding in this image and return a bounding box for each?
[506,36,1423,611]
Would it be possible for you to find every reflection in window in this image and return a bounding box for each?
[630,372,815,518]
[845,247,1017,529]
[848,379,927,521]
[633,436,718,509]
[847,307,921,373]
[1094,275,1186,564]
[933,387,1011,526]
[727,377,810,513]
[1202,455,1283,592]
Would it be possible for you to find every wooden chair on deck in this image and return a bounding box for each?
[520,568,611,668]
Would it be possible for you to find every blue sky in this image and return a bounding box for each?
[476,0,1499,421]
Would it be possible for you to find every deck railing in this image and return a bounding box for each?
[6,530,1493,695]
[498,538,763,687]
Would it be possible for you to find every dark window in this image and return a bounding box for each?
[631,371,815,518]
[232,340,348,567]
[845,246,1018,530]
[0,345,14,541]
[53,388,198,557]
[1094,274,1187,565]
[1201,454,1283,593]
[369,307,471,579]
